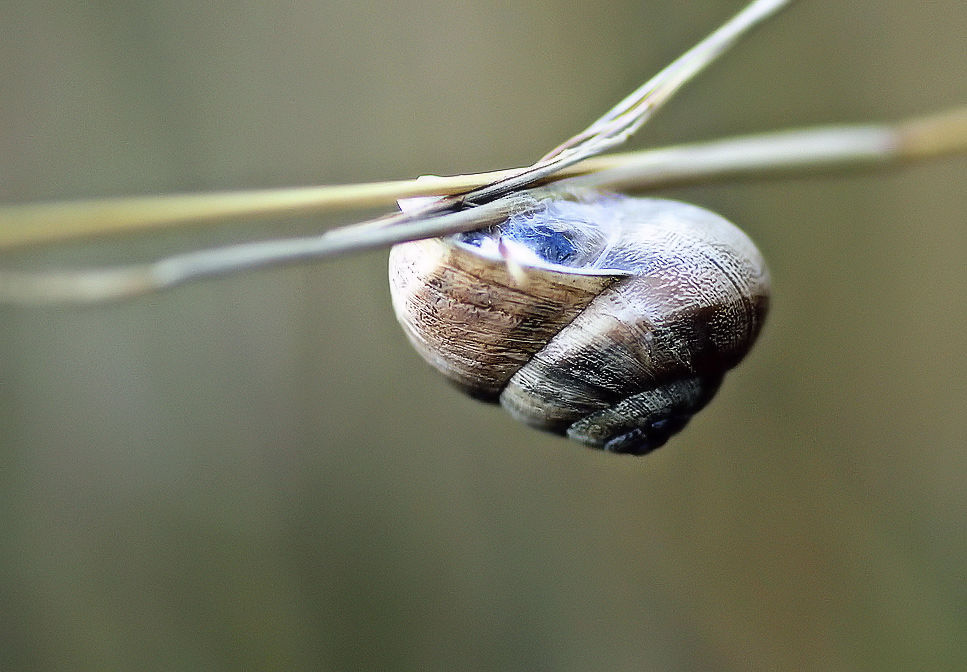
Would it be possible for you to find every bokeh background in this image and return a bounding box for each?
[1,1,965,669]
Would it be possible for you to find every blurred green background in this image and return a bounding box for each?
[1,1,965,669]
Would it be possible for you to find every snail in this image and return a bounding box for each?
[388,190,769,455]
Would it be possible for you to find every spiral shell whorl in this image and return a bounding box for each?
[388,191,769,454]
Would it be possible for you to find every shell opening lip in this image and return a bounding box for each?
[448,236,633,278]
[449,191,639,277]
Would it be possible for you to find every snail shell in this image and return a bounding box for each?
[388,191,769,454]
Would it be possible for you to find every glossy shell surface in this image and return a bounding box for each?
[388,191,769,454]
